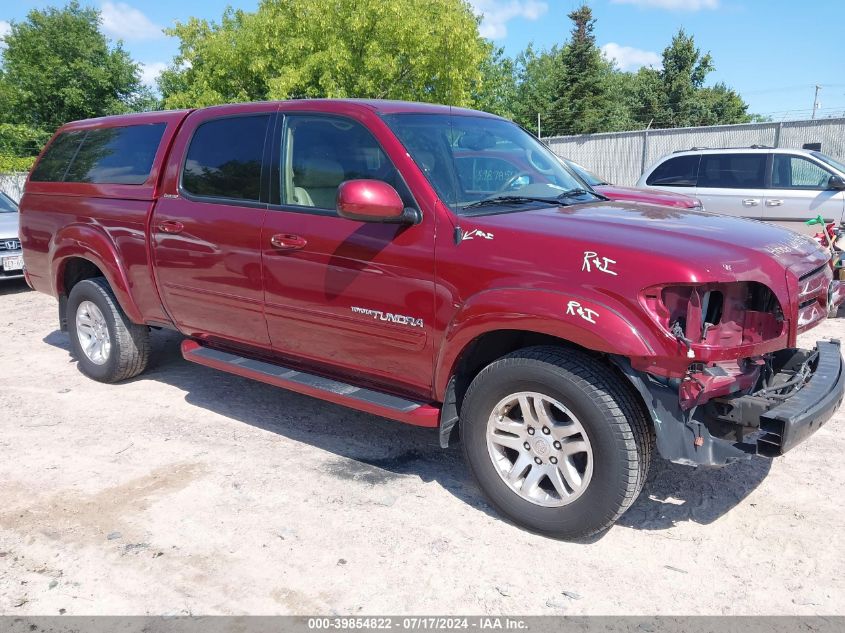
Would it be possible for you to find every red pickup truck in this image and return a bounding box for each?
[20,100,845,539]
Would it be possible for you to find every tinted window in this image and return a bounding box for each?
[64,124,165,184]
[280,115,409,211]
[646,155,700,187]
[772,155,832,189]
[30,131,86,182]
[698,154,766,189]
[182,115,270,202]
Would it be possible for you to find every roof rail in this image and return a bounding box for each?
[672,144,774,153]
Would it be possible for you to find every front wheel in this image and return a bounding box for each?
[67,277,150,383]
[461,346,652,540]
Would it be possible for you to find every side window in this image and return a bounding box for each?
[280,115,410,211]
[64,124,166,184]
[772,155,832,189]
[454,156,520,194]
[182,115,271,202]
[698,154,766,189]
[30,131,86,182]
[645,155,700,187]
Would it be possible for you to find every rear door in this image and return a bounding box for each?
[765,153,845,234]
[152,107,273,347]
[694,153,767,220]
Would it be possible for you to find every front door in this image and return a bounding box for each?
[765,153,845,234]
[152,109,272,347]
[260,113,436,396]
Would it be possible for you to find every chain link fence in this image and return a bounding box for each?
[0,172,27,202]
[545,117,845,186]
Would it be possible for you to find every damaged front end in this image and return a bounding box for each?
[618,269,845,466]
[617,341,844,466]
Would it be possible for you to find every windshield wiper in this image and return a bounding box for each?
[557,188,610,201]
[460,195,560,211]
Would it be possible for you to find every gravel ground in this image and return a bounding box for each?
[0,278,843,616]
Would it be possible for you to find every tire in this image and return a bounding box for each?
[67,277,150,383]
[460,346,651,540]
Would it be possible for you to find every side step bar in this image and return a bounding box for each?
[181,339,440,428]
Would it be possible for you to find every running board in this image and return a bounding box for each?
[181,339,439,427]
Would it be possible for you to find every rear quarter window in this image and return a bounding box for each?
[646,155,700,187]
[30,124,166,184]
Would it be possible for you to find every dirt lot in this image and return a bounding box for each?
[0,278,843,616]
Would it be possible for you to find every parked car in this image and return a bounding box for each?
[20,101,845,540]
[564,159,703,209]
[0,191,23,281]
[637,147,845,233]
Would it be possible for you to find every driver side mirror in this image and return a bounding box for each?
[336,179,419,224]
[828,175,845,191]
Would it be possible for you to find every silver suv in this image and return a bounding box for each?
[0,191,23,281]
[637,147,845,233]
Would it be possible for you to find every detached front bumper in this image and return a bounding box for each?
[617,340,844,466]
[756,340,844,455]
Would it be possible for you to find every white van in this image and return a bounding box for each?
[637,147,845,233]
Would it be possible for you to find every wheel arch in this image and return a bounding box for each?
[434,289,658,448]
[51,224,144,326]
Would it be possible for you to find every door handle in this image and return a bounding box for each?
[742,199,759,207]
[766,199,784,207]
[270,233,307,250]
[158,220,184,234]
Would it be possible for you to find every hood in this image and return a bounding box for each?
[0,211,19,240]
[471,201,828,281]
[595,185,700,209]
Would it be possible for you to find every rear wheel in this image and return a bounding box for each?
[67,277,150,382]
[461,346,651,540]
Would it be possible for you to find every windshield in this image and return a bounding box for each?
[383,113,596,214]
[0,192,18,213]
[565,160,608,187]
[812,151,845,175]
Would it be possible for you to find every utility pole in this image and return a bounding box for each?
[812,84,822,119]
[537,112,541,139]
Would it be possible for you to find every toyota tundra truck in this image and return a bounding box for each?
[19,100,845,540]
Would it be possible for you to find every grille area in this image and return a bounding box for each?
[0,239,21,252]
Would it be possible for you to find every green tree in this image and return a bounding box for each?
[552,4,615,135]
[631,29,750,128]
[161,0,493,109]
[509,44,565,134]
[0,2,151,135]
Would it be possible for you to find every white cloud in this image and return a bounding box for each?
[139,61,167,88]
[610,0,718,9]
[469,0,548,39]
[100,1,163,41]
[0,20,11,49]
[601,43,662,71]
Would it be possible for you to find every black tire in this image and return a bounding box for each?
[67,277,150,383]
[460,346,652,540]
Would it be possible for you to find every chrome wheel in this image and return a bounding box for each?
[486,391,593,507]
[75,300,111,366]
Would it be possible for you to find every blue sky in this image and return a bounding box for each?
[1,0,843,121]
